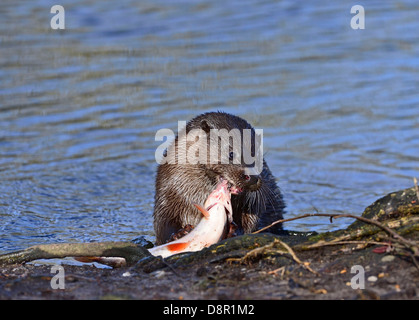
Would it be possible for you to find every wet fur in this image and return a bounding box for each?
[153,112,285,245]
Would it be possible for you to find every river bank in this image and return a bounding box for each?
[1,187,418,300]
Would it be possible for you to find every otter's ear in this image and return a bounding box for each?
[200,119,213,133]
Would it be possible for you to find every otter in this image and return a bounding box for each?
[153,111,285,245]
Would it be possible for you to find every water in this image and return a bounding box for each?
[1,0,419,253]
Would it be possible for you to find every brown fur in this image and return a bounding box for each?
[153,112,285,245]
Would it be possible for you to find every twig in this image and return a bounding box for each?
[228,239,319,276]
[155,256,183,278]
[227,240,277,263]
[301,240,388,250]
[268,266,285,277]
[414,177,419,202]
[333,214,416,247]
[253,213,332,234]
[255,212,419,268]
[255,213,416,248]
[277,239,319,276]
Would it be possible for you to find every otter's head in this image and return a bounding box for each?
[184,112,263,194]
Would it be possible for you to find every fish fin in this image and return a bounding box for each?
[193,203,210,219]
[166,242,190,252]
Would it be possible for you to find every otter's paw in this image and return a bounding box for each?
[225,221,239,239]
[167,224,194,242]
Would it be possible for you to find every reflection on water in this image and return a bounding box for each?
[1,1,419,253]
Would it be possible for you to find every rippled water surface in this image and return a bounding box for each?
[1,0,419,253]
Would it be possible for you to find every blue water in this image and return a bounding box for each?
[1,0,419,253]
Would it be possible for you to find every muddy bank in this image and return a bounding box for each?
[1,187,418,300]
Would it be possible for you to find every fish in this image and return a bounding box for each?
[148,180,232,258]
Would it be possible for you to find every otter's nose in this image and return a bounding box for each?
[244,174,260,187]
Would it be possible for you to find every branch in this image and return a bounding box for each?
[255,212,419,264]
[255,213,415,245]
[0,241,150,266]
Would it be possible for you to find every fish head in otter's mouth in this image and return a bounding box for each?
[209,177,233,224]
[219,168,262,195]
[205,163,262,195]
